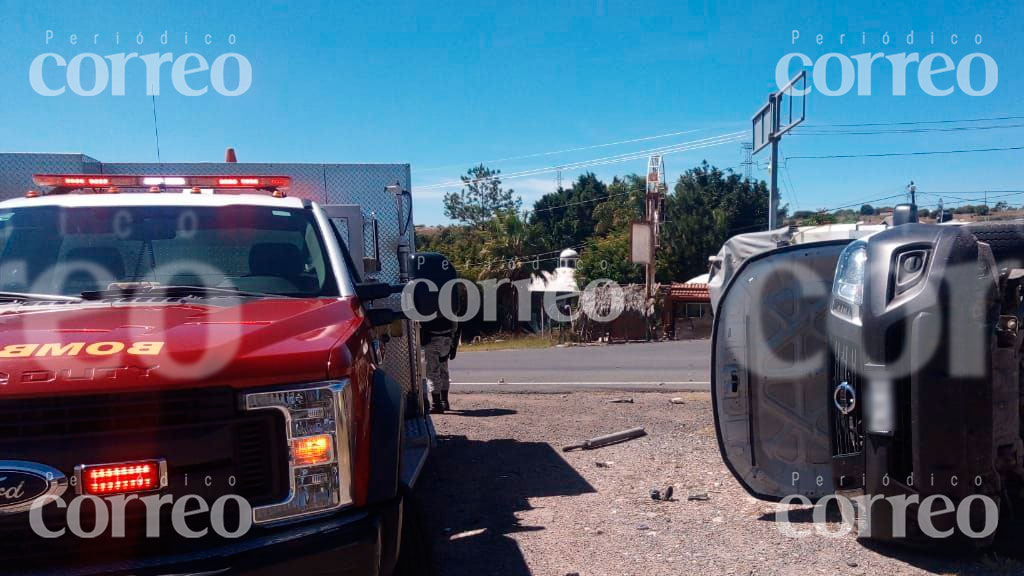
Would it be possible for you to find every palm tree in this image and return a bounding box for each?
[477,210,534,331]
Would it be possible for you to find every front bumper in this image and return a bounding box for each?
[16,497,402,576]
[827,224,1003,545]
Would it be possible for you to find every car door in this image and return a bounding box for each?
[712,240,850,500]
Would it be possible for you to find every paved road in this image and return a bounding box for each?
[449,339,711,391]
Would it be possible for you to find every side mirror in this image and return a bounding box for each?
[892,204,918,226]
[355,281,395,302]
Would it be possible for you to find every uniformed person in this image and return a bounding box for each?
[422,312,459,413]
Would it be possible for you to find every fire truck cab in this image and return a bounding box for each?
[0,156,445,575]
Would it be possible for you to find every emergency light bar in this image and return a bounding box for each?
[32,174,291,193]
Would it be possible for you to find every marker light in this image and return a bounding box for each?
[292,434,334,466]
[75,460,167,496]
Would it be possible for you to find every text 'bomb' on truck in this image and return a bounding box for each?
[0,158,453,576]
[709,209,1024,547]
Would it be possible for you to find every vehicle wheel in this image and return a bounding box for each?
[967,222,1024,269]
[394,486,434,576]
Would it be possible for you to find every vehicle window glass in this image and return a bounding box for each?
[0,205,340,298]
[305,222,327,288]
[328,216,362,284]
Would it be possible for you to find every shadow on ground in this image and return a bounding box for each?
[416,434,595,576]
[446,408,518,418]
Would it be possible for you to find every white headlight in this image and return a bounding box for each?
[244,380,353,525]
[834,243,868,306]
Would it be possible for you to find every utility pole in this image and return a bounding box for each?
[769,132,780,229]
[752,70,806,230]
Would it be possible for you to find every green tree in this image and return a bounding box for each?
[860,204,876,216]
[575,176,646,286]
[414,223,496,282]
[657,163,770,283]
[576,230,644,287]
[529,173,610,256]
[476,211,533,283]
[443,164,521,227]
[803,212,838,225]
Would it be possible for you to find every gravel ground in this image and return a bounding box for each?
[416,391,1024,576]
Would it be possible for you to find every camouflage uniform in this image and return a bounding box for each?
[424,334,452,393]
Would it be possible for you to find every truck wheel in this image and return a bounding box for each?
[395,487,434,576]
[967,222,1024,268]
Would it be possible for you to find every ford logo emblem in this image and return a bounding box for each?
[0,461,67,514]
[833,382,857,416]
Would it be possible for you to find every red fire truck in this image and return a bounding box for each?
[0,158,448,575]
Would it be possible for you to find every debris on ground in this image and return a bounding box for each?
[562,426,647,451]
[650,486,676,502]
[449,528,487,541]
[687,492,710,502]
[608,397,634,403]
[594,461,614,468]
[420,391,1000,576]
[669,397,686,404]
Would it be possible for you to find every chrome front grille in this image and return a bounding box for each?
[831,338,864,456]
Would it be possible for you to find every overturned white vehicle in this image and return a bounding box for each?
[709,214,1024,546]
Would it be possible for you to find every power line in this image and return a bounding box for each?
[419,132,745,190]
[416,131,747,190]
[786,145,1024,161]
[782,164,800,212]
[800,114,1024,129]
[794,123,1024,136]
[417,128,711,172]
[917,189,1024,204]
[527,189,636,215]
[458,241,595,271]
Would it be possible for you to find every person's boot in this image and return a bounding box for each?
[431,393,445,414]
[440,390,451,412]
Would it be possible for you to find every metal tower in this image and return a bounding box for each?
[740,142,753,181]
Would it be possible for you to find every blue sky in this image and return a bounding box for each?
[1,0,1022,224]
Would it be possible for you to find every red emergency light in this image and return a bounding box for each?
[32,174,291,194]
[75,459,168,496]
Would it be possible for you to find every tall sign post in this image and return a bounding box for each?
[643,155,667,300]
[752,70,806,230]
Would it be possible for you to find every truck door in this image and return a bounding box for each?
[712,241,849,500]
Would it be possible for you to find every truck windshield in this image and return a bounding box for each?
[0,204,340,298]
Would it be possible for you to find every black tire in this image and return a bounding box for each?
[394,486,434,576]
[967,222,1024,269]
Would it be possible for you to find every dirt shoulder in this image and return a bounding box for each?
[416,391,1022,576]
